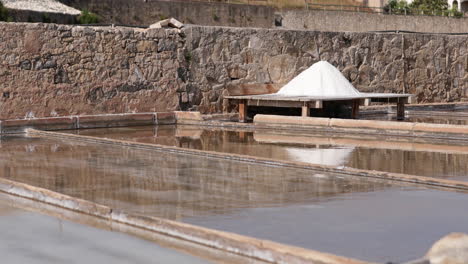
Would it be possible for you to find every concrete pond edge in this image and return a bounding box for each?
[0,176,368,264]
[3,110,468,140]
[27,129,468,193]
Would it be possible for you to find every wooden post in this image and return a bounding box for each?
[238,99,247,123]
[351,99,360,119]
[397,99,405,120]
[302,105,310,117]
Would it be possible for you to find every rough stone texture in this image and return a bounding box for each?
[186,26,468,113]
[425,233,468,264]
[281,10,468,34]
[7,9,77,24]
[58,0,275,28]
[0,22,467,119]
[0,22,187,119]
[1,0,80,15]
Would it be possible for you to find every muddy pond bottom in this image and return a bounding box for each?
[69,125,468,181]
[1,134,468,263]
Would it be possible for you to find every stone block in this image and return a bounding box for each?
[412,123,468,134]
[155,112,176,125]
[174,111,204,121]
[77,113,155,129]
[0,117,77,134]
[149,18,184,29]
[329,118,414,131]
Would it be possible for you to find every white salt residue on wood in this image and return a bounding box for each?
[276,61,361,97]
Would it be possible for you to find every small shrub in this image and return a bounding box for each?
[212,13,220,21]
[159,14,168,20]
[78,10,99,24]
[450,5,464,17]
[42,13,51,23]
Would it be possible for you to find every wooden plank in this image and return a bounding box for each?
[247,100,304,108]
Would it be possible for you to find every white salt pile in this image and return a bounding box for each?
[276,61,361,97]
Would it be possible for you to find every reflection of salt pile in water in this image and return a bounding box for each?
[281,147,353,167]
[276,61,361,97]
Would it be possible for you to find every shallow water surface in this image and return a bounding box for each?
[71,125,468,180]
[1,134,468,263]
[0,193,209,264]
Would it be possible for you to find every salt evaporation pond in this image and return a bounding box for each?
[69,125,468,181]
[0,193,210,264]
[1,134,468,263]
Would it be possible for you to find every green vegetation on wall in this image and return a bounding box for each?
[384,0,463,17]
[0,2,13,22]
[78,10,100,24]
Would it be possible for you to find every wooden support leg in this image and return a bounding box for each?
[397,100,405,120]
[302,105,310,117]
[238,100,247,123]
[351,99,360,119]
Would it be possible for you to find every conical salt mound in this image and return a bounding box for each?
[276,61,361,97]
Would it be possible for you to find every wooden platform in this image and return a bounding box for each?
[225,93,413,122]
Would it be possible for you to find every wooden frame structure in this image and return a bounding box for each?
[225,93,412,122]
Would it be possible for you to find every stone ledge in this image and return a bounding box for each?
[254,114,468,139]
[155,112,176,125]
[77,113,156,129]
[0,116,77,134]
[0,175,368,264]
[0,112,177,134]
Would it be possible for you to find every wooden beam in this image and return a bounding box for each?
[239,99,247,123]
[302,105,310,117]
[247,100,303,108]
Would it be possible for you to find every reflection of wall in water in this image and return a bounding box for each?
[347,149,468,178]
[0,137,394,220]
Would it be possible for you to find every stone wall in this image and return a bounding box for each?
[0,22,467,119]
[280,10,468,34]
[7,9,77,24]
[0,22,189,119]
[185,27,468,113]
[59,0,467,33]
[59,0,275,28]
